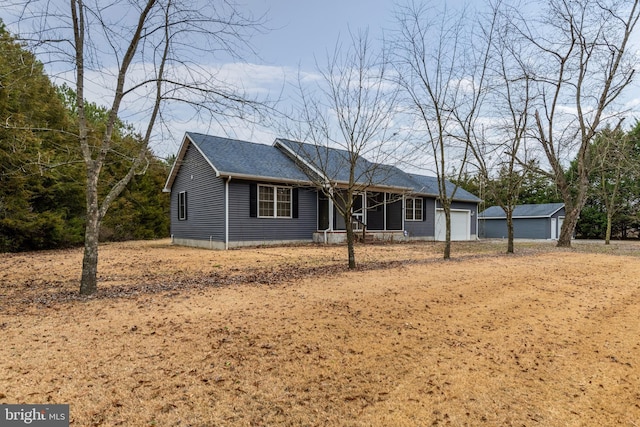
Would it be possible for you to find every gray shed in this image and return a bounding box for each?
[478,203,565,239]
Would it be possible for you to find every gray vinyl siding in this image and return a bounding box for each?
[405,197,436,237]
[170,144,225,241]
[479,207,565,239]
[228,180,317,241]
[482,218,549,239]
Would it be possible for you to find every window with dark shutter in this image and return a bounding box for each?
[292,188,299,218]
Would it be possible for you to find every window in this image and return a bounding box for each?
[178,191,187,220]
[405,197,423,221]
[258,185,291,218]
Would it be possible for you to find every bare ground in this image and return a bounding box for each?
[0,239,639,426]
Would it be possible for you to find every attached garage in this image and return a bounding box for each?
[435,209,471,241]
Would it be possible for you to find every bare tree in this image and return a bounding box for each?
[589,124,635,244]
[285,30,403,269]
[392,2,482,259]
[514,0,640,247]
[8,0,268,294]
[466,1,535,254]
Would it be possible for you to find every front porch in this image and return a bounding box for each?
[312,230,409,244]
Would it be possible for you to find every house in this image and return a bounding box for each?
[478,203,566,239]
[163,132,482,249]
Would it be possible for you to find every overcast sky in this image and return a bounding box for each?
[2,0,640,160]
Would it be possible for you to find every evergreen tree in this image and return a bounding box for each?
[0,21,84,251]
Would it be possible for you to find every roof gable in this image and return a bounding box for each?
[164,133,310,191]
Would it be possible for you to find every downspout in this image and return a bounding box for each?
[225,176,231,250]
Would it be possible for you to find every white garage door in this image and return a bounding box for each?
[435,209,470,241]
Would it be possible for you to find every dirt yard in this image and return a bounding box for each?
[0,239,639,426]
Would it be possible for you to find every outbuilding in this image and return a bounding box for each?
[478,203,565,240]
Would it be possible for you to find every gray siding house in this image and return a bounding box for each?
[478,203,566,240]
[164,132,481,249]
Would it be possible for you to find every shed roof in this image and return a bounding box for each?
[479,203,565,219]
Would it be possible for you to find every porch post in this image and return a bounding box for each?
[402,194,405,232]
[328,190,334,231]
[383,192,387,231]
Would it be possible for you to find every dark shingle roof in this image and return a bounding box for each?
[275,139,480,201]
[165,133,482,205]
[407,174,482,203]
[275,138,414,188]
[187,133,310,182]
[479,203,565,218]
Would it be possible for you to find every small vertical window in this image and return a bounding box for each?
[178,191,187,220]
[259,186,274,217]
[405,197,423,221]
[276,187,291,217]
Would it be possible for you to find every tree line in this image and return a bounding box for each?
[0,22,169,252]
[454,120,640,242]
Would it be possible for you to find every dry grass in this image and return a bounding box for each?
[1,239,639,426]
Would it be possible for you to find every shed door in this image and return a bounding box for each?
[435,209,470,241]
[551,218,557,239]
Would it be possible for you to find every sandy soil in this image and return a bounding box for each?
[0,239,639,426]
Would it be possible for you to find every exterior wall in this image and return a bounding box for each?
[552,208,566,219]
[405,197,436,238]
[480,207,566,239]
[228,180,317,242]
[170,144,225,243]
[481,218,550,239]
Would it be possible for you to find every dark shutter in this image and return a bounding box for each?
[422,197,427,221]
[292,188,299,218]
[249,183,257,217]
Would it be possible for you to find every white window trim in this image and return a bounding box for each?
[405,197,423,221]
[258,184,292,218]
[178,191,187,220]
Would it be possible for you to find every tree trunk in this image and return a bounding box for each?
[557,206,580,247]
[80,168,101,295]
[605,211,612,245]
[506,210,514,254]
[443,208,451,260]
[345,216,356,269]
[80,213,100,295]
